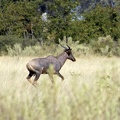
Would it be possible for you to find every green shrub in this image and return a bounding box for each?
[7,44,22,56]
[1,35,120,57]
[0,35,23,55]
[6,43,59,57]
[91,35,120,56]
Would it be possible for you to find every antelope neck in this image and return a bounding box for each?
[57,52,68,67]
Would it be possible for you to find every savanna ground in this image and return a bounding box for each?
[0,56,120,120]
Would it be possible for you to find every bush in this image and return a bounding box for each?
[1,35,120,57]
[6,43,59,57]
[0,35,23,55]
[91,35,120,56]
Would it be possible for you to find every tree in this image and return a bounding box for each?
[44,0,79,43]
[0,1,37,36]
[77,0,120,15]
[69,4,120,43]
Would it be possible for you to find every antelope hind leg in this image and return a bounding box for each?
[27,78,36,87]
[27,79,33,84]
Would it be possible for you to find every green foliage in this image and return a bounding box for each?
[6,42,60,57]
[91,35,113,55]
[91,35,120,56]
[86,5,120,40]
[38,0,79,43]
[0,1,120,56]
[1,36,120,57]
[0,0,79,40]
[5,36,93,57]
[70,5,120,43]
[0,35,23,55]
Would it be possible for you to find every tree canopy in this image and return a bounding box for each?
[0,0,120,52]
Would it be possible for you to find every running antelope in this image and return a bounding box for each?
[26,44,76,86]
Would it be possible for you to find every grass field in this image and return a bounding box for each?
[0,56,120,120]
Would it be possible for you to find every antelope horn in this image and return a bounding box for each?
[66,45,71,49]
[59,43,68,49]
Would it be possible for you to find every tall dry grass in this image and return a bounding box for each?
[0,56,120,120]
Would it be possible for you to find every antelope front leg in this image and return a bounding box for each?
[57,72,64,81]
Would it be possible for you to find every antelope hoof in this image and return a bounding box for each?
[28,79,32,84]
